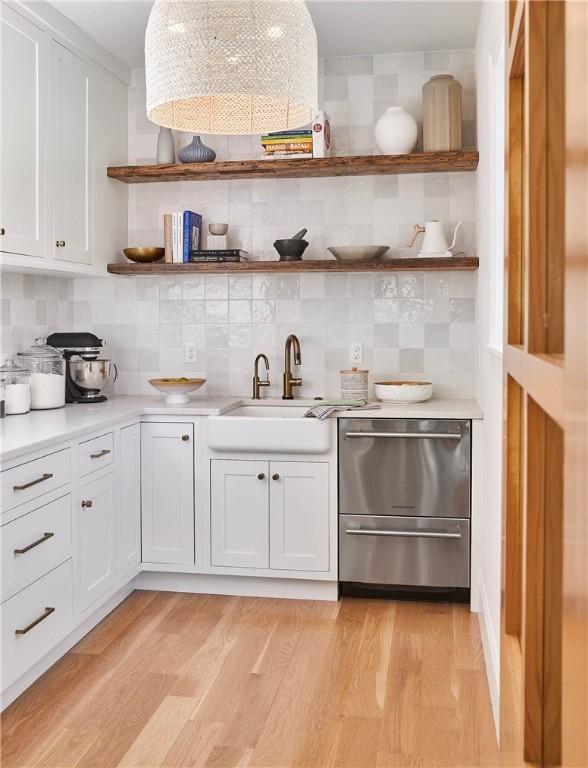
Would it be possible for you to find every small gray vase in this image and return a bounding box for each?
[178,135,216,163]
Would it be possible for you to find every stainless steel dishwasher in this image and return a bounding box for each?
[338,418,471,598]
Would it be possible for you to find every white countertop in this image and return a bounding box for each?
[0,395,482,464]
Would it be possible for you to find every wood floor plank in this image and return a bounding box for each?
[117,696,199,768]
[1,592,498,768]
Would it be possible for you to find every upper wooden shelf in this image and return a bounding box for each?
[107,257,479,275]
[107,151,479,184]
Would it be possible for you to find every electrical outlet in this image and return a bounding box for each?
[350,342,363,364]
[184,342,196,363]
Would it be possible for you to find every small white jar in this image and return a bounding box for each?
[340,367,369,401]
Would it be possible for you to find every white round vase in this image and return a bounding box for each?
[374,107,418,155]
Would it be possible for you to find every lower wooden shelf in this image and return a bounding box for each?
[107,257,479,275]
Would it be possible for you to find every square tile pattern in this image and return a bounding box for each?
[1,51,477,401]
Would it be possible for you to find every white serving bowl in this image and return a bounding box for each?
[149,377,206,404]
[327,245,389,262]
[374,381,433,403]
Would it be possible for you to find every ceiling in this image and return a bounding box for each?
[51,0,481,70]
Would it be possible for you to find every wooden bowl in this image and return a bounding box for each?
[124,247,165,263]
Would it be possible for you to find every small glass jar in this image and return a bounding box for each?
[0,359,32,415]
[17,340,66,410]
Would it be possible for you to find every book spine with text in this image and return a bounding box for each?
[163,214,172,263]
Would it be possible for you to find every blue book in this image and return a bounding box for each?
[182,211,202,263]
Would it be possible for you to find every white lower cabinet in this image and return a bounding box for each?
[210,459,269,568]
[1,559,73,690]
[210,459,330,573]
[117,424,141,577]
[269,462,329,572]
[78,472,115,612]
[141,423,195,565]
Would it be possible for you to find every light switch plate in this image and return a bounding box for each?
[184,342,196,363]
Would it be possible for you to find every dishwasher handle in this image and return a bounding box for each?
[345,528,462,540]
[345,431,461,440]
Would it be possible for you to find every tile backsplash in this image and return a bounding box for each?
[1,50,477,401]
[69,270,476,399]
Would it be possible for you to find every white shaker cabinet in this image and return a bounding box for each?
[210,459,330,572]
[141,423,195,565]
[210,460,269,569]
[116,424,141,578]
[51,40,93,266]
[78,471,116,612]
[0,5,47,259]
[269,462,329,572]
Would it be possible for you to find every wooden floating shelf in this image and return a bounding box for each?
[107,257,479,275]
[107,151,479,184]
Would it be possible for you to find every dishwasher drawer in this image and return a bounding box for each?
[339,418,470,518]
[339,515,470,588]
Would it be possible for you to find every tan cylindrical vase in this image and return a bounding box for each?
[422,74,463,151]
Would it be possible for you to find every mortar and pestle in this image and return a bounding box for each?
[273,228,309,261]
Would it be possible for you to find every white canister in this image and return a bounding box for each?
[340,367,369,401]
[374,107,418,155]
[0,359,31,415]
[17,340,65,410]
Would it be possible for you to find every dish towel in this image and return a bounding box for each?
[304,399,382,420]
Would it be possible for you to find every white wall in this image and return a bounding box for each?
[474,0,506,732]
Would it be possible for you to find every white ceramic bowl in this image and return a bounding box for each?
[327,245,389,262]
[374,381,433,403]
[149,377,206,404]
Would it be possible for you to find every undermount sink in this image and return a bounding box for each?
[207,403,331,454]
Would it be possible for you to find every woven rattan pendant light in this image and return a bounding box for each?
[145,0,318,135]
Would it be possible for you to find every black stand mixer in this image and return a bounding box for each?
[46,332,116,404]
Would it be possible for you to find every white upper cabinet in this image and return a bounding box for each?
[0,4,128,275]
[0,6,47,259]
[51,41,93,265]
[141,423,195,566]
[269,462,329,572]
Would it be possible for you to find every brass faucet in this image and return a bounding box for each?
[252,353,270,399]
[282,334,302,399]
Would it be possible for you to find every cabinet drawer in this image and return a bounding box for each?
[1,494,72,602]
[78,432,114,477]
[1,559,73,690]
[339,515,470,589]
[1,449,71,513]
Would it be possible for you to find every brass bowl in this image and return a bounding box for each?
[123,247,165,263]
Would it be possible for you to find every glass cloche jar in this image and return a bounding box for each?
[17,339,65,410]
[0,359,32,415]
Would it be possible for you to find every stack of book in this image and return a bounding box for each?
[260,129,313,159]
[163,211,202,263]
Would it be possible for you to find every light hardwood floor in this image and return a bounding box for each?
[1,592,499,768]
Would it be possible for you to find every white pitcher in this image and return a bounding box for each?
[408,220,463,257]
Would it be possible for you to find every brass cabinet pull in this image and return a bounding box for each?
[14,532,54,555]
[55,240,65,247]
[15,606,55,635]
[81,500,93,508]
[181,434,190,442]
[257,473,265,480]
[13,473,53,492]
[272,473,280,481]
[90,449,111,459]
